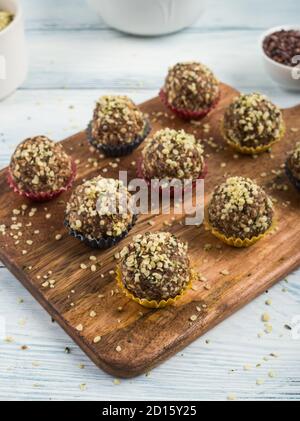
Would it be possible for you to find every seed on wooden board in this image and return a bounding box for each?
[76,324,83,332]
[116,345,122,352]
[93,336,101,344]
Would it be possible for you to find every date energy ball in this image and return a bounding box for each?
[141,128,205,181]
[223,93,284,153]
[65,176,135,247]
[88,95,150,156]
[9,136,73,194]
[208,177,274,242]
[286,142,300,191]
[119,232,191,303]
[161,62,220,118]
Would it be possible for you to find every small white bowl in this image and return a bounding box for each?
[87,0,206,36]
[0,0,28,100]
[260,25,300,92]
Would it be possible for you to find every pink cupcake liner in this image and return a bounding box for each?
[137,157,208,196]
[159,89,220,121]
[7,160,77,202]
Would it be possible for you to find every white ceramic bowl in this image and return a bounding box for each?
[0,0,28,100]
[260,25,300,91]
[87,0,206,36]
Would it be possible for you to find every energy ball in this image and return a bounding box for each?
[65,176,136,249]
[286,142,300,192]
[9,136,74,200]
[208,177,274,246]
[119,232,192,305]
[87,95,150,156]
[223,93,285,154]
[160,62,220,119]
[141,128,205,182]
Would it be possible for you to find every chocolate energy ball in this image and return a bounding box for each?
[9,136,73,193]
[223,93,284,152]
[119,232,191,302]
[286,142,300,190]
[208,177,274,241]
[65,176,135,244]
[162,62,220,113]
[89,95,149,153]
[287,142,300,179]
[141,128,205,181]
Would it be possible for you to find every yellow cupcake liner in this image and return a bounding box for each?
[221,121,286,155]
[205,218,276,248]
[116,266,193,309]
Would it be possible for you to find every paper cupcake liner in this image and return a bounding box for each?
[64,214,138,249]
[159,89,220,121]
[137,157,208,195]
[7,160,77,203]
[221,122,286,155]
[116,266,192,309]
[205,218,275,248]
[285,162,300,192]
[86,120,151,157]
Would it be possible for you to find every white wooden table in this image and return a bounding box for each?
[0,0,300,401]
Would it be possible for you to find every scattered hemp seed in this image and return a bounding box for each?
[116,345,122,353]
[227,393,237,401]
[91,265,97,272]
[89,255,97,261]
[256,378,265,386]
[90,310,97,318]
[55,234,62,241]
[79,384,87,391]
[262,313,270,322]
[93,336,101,344]
[243,364,252,371]
[265,299,272,306]
[220,270,230,276]
[76,324,83,332]
[190,315,198,322]
[113,379,121,385]
[80,263,87,270]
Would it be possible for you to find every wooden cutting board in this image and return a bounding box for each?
[0,83,299,378]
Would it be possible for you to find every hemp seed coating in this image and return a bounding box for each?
[0,10,13,31]
[10,136,73,193]
[208,177,274,240]
[163,62,220,112]
[91,95,147,146]
[120,232,191,301]
[65,176,134,240]
[142,128,205,181]
[287,142,300,180]
[223,93,284,148]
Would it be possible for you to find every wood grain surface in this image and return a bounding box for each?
[0,83,299,378]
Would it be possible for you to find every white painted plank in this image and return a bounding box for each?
[0,266,299,401]
[19,29,300,92]
[22,0,300,32]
